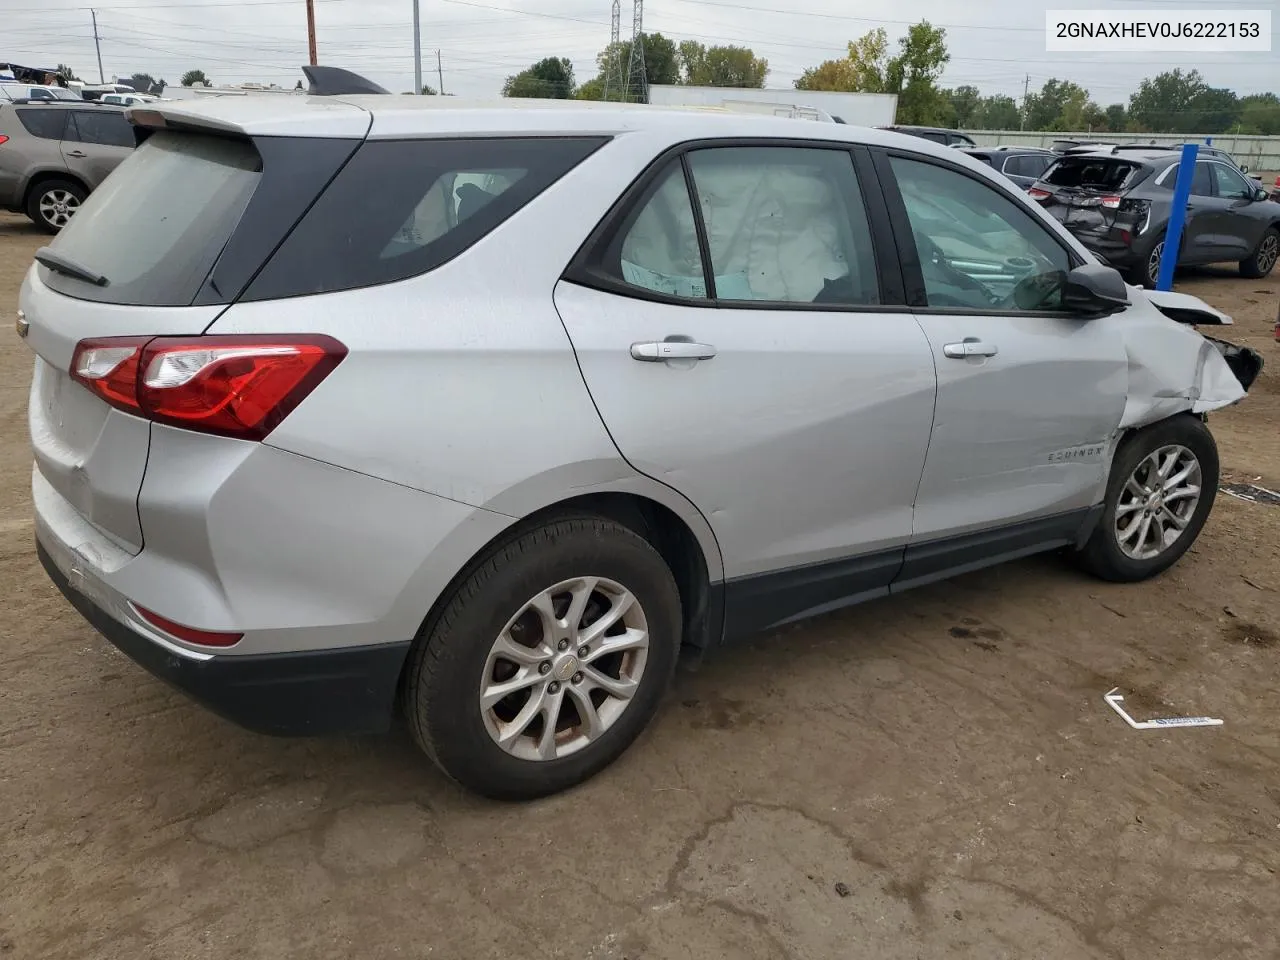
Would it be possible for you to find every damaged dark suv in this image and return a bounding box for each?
[1028,148,1280,287]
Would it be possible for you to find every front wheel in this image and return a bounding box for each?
[1239,227,1279,279]
[403,516,682,800]
[1076,415,1219,582]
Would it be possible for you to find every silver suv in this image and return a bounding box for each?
[24,94,1257,800]
[0,101,135,232]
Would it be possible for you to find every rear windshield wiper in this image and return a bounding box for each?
[34,248,109,287]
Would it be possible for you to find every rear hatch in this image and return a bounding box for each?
[22,109,366,553]
[1028,156,1151,240]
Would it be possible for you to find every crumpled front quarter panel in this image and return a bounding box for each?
[1115,296,1247,431]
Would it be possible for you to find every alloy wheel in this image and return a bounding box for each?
[1146,241,1164,286]
[1114,444,1202,561]
[1258,234,1279,276]
[480,576,649,762]
[38,189,79,229]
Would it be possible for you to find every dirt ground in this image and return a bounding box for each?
[1,209,1278,960]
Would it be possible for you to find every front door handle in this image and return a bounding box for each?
[943,340,999,359]
[65,150,87,158]
[631,340,717,362]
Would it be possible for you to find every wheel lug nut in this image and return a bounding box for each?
[558,639,570,651]
[577,645,589,658]
[572,672,584,684]
[548,681,560,694]
[539,661,551,675]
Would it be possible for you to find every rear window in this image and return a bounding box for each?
[242,136,606,301]
[1042,157,1142,192]
[39,131,261,306]
[15,107,67,140]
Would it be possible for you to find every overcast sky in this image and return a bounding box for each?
[5,0,1277,104]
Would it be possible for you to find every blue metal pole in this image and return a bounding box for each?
[1157,142,1199,291]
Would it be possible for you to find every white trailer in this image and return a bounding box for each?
[647,85,897,127]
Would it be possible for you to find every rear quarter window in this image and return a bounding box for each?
[242,136,606,301]
[15,107,67,140]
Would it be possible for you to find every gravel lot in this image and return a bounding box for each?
[2,209,1278,960]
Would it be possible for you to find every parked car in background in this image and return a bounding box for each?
[1028,147,1280,286]
[879,124,976,148]
[0,100,136,232]
[99,93,157,106]
[1050,138,1111,154]
[24,90,1257,800]
[959,146,1055,190]
[0,83,81,102]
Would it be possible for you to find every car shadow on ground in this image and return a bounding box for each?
[0,218,44,238]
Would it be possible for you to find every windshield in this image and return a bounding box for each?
[49,87,80,100]
[41,131,261,305]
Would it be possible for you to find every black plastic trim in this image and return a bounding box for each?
[39,542,410,737]
[562,135,908,311]
[719,548,904,643]
[893,506,1099,592]
[708,507,1100,645]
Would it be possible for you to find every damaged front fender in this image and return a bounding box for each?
[1117,291,1263,431]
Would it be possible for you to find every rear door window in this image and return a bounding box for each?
[15,107,68,140]
[243,137,606,301]
[66,110,134,147]
[38,131,262,305]
[1005,154,1051,178]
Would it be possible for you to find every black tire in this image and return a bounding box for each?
[1076,414,1219,583]
[1239,227,1279,279]
[25,179,86,234]
[403,516,682,800]
[1126,231,1165,288]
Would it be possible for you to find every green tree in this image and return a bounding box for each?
[678,41,768,88]
[947,84,981,128]
[885,21,950,125]
[180,69,209,87]
[795,27,888,92]
[1023,78,1090,131]
[972,95,1020,130]
[55,63,80,82]
[1127,68,1239,134]
[582,33,681,101]
[1102,103,1127,132]
[127,72,156,93]
[421,84,438,95]
[502,57,575,99]
[1237,93,1280,135]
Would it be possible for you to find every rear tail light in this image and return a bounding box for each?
[1027,187,1051,201]
[133,603,242,648]
[0,135,8,146]
[70,334,346,441]
[1099,195,1122,209]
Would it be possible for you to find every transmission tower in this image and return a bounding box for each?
[603,0,622,101]
[623,0,647,104]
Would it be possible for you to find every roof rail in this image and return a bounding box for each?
[301,65,390,96]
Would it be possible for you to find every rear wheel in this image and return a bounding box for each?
[1239,227,1279,279]
[1128,233,1165,288]
[403,516,682,800]
[26,179,86,234]
[1076,415,1218,582]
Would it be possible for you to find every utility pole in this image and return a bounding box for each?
[1019,73,1029,131]
[436,49,444,95]
[91,9,105,83]
[412,0,422,94]
[305,0,318,65]
[623,0,646,104]
[604,0,621,102]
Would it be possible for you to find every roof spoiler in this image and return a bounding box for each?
[301,65,390,96]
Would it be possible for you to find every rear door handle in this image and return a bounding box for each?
[943,340,999,359]
[65,151,87,158]
[631,340,717,362]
